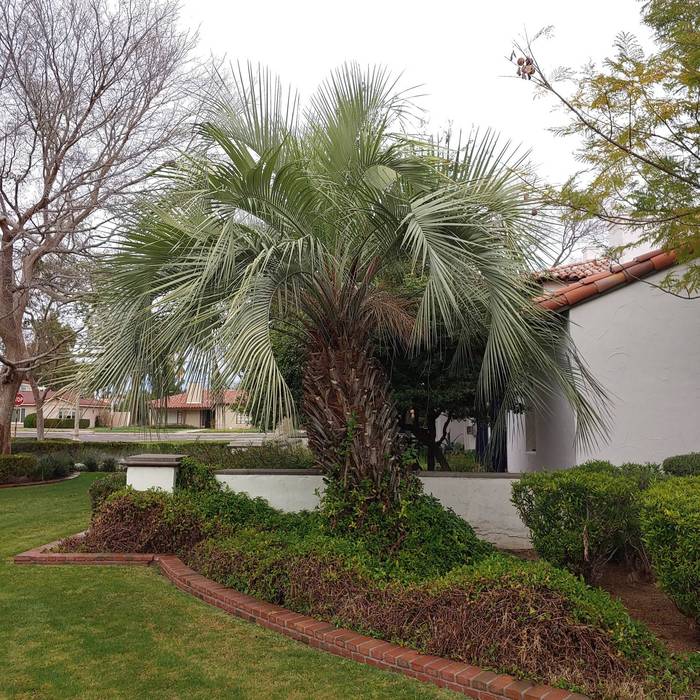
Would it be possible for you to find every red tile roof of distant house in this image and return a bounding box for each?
[536,257,612,282]
[15,390,109,408]
[535,249,677,311]
[150,389,243,410]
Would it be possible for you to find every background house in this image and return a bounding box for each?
[150,385,252,429]
[12,384,109,428]
[508,249,699,471]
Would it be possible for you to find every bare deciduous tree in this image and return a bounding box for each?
[550,216,609,266]
[0,0,197,452]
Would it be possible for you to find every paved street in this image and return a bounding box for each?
[13,429,269,444]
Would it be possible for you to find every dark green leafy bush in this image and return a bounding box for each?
[640,477,700,625]
[88,473,127,512]
[512,466,641,581]
[0,454,39,483]
[320,476,492,581]
[69,489,205,554]
[662,452,700,477]
[36,452,74,479]
[176,457,220,491]
[78,451,100,471]
[187,536,694,699]
[99,456,120,473]
[59,477,699,698]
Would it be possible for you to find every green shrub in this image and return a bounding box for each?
[0,454,39,483]
[571,460,616,473]
[23,413,89,429]
[99,456,120,473]
[88,473,127,512]
[72,489,204,553]
[512,467,641,581]
[186,537,695,699]
[176,457,220,491]
[78,451,101,472]
[618,462,664,490]
[219,441,315,470]
[662,452,700,477]
[11,439,83,456]
[446,449,481,472]
[59,481,699,698]
[22,413,36,428]
[640,477,700,625]
[37,452,74,479]
[320,476,492,581]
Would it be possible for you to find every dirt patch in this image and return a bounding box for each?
[599,563,698,654]
[506,550,698,654]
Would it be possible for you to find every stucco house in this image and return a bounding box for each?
[12,385,109,428]
[507,248,699,471]
[150,385,252,429]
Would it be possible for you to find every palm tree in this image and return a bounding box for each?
[82,64,606,505]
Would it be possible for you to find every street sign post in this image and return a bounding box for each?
[13,393,24,438]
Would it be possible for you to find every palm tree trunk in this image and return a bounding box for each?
[303,328,404,504]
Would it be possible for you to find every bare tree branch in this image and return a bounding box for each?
[0,0,199,452]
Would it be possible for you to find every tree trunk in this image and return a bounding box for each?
[0,370,23,454]
[27,374,45,440]
[476,420,489,465]
[303,329,404,504]
[426,414,437,471]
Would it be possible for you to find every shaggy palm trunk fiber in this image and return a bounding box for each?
[301,272,405,507]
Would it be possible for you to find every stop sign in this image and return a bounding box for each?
[14,393,24,406]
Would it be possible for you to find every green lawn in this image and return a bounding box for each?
[0,476,454,700]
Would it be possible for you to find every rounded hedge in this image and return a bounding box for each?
[0,454,39,483]
[640,476,700,625]
[511,466,642,581]
[23,413,89,429]
[662,452,700,477]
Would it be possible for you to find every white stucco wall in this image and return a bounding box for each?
[418,474,529,549]
[508,266,700,470]
[506,381,577,473]
[571,267,700,465]
[127,465,178,493]
[214,471,530,549]
[215,471,325,511]
[436,415,476,450]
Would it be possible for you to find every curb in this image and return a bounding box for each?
[14,541,588,700]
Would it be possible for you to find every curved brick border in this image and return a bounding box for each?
[0,472,80,490]
[15,541,588,700]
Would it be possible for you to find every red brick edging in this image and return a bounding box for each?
[14,542,587,700]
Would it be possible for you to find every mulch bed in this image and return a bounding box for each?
[507,550,698,653]
[598,563,698,653]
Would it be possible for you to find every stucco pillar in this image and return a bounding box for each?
[125,453,184,493]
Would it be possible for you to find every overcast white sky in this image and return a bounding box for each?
[180,0,651,186]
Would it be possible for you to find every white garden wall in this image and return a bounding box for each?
[215,470,530,549]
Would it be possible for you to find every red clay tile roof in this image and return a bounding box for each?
[535,249,677,311]
[15,390,109,408]
[150,389,243,410]
[536,257,612,282]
